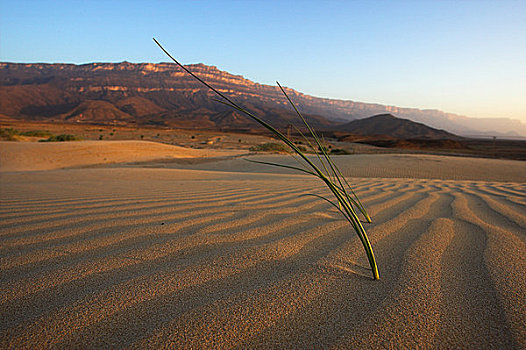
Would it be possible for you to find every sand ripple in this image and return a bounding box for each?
[1,167,525,349]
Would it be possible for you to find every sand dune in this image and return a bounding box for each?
[0,141,245,172]
[0,142,525,348]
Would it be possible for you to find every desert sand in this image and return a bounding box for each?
[0,141,247,172]
[1,141,525,349]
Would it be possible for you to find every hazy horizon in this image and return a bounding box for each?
[1,0,525,123]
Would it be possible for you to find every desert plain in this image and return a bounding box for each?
[1,139,525,349]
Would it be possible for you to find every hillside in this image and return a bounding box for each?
[1,62,525,136]
[0,62,333,132]
[339,114,460,140]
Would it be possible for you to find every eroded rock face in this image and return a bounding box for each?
[2,61,515,137]
[0,61,341,130]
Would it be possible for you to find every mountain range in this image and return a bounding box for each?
[1,61,524,138]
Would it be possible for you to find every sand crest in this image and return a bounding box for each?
[0,140,245,172]
[0,141,525,349]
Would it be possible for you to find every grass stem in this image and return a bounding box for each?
[153,38,379,280]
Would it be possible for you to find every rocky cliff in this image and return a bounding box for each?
[1,61,523,136]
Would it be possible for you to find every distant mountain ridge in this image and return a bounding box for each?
[339,114,460,140]
[0,62,334,131]
[1,61,524,137]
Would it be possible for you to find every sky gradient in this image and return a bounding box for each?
[1,0,525,122]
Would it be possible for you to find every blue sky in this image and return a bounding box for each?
[1,0,525,122]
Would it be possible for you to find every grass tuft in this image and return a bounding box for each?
[153,38,379,280]
[39,134,81,142]
[0,128,54,140]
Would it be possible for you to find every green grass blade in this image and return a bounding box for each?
[301,193,350,220]
[277,83,365,218]
[153,38,379,280]
[245,159,318,177]
[292,124,335,182]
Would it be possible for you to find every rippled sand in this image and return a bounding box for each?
[1,142,525,349]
